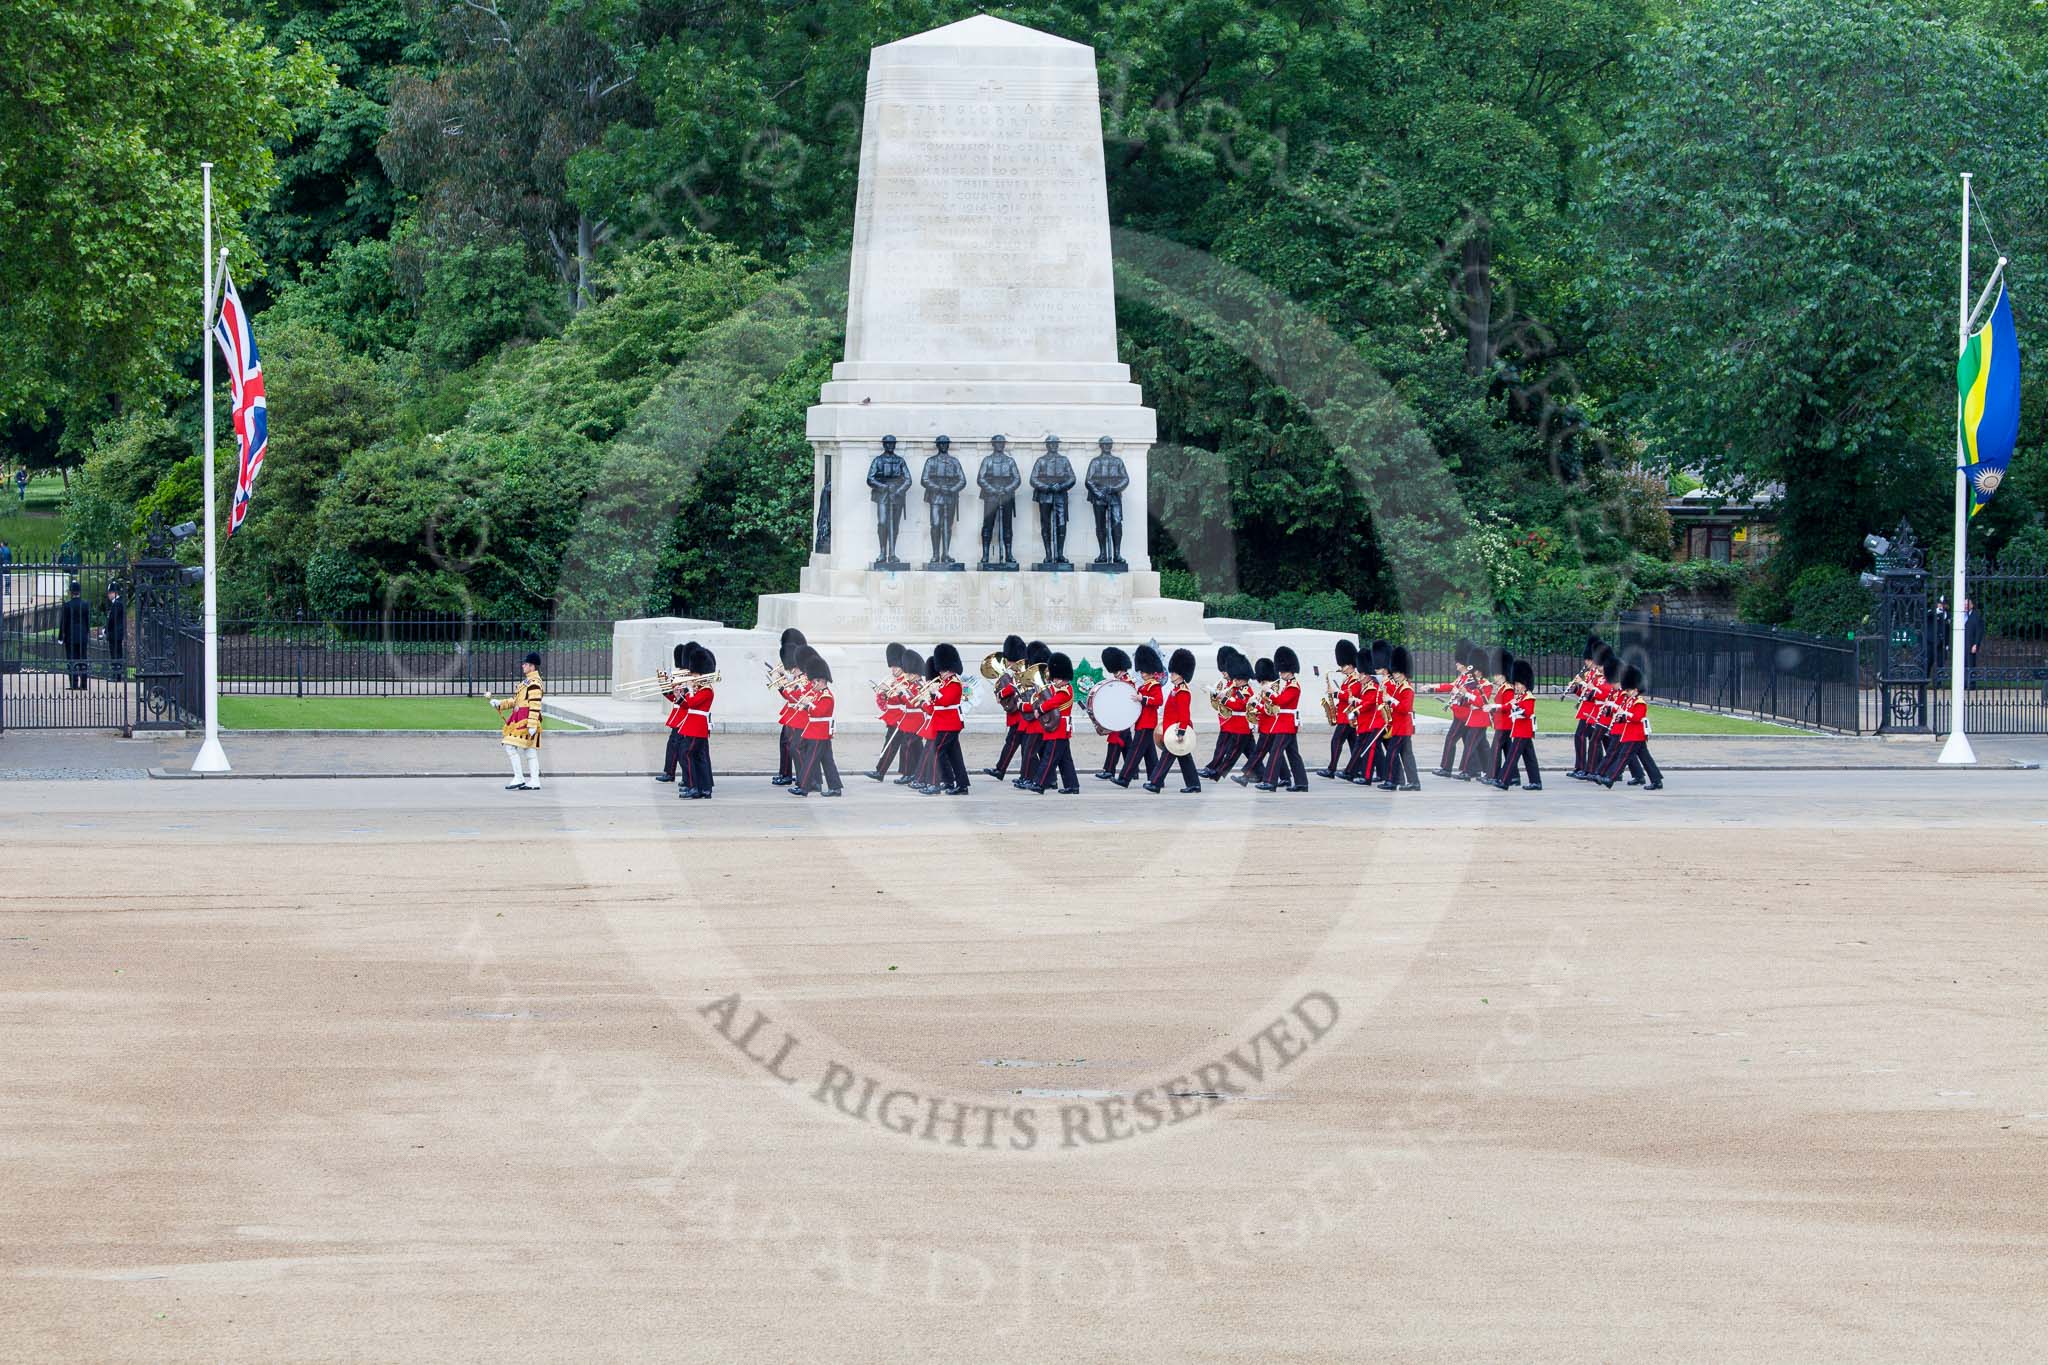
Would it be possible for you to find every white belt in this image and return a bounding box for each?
[932,704,960,711]
[687,707,710,715]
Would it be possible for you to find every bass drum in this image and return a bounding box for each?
[1161,722,1196,757]
[1086,678,1143,733]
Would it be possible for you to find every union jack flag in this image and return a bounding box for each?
[211,268,268,536]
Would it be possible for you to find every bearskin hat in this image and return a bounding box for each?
[1135,643,1164,674]
[1511,658,1534,689]
[934,642,963,676]
[1390,645,1411,677]
[925,651,943,680]
[1493,648,1513,679]
[1274,645,1299,674]
[673,642,689,669]
[522,651,542,669]
[1216,646,1239,672]
[1101,645,1131,673]
[1228,653,1254,682]
[780,637,803,667]
[780,627,806,651]
[1335,638,1359,669]
[1621,664,1643,692]
[1169,647,1197,680]
[1048,651,1074,682]
[687,643,715,674]
[1003,633,1028,661]
[1456,637,1477,668]
[1600,648,1622,678]
[1255,656,1278,683]
[899,649,924,680]
[1584,634,1605,663]
[1026,640,1051,667]
[803,648,832,683]
[886,642,905,670]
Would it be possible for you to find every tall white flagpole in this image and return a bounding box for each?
[1938,174,1977,764]
[193,163,231,773]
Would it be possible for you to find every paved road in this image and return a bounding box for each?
[2,765,2044,1361]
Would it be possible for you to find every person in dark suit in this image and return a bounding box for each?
[57,580,92,689]
[103,585,127,672]
[1962,598,1986,690]
[1928,597,1950,674]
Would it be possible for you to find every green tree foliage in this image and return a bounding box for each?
[0,0,332,430]
[1586,0,2048,571]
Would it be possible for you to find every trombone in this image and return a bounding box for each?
[618,668,721,699]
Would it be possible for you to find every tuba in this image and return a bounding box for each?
[978,651,1007,681]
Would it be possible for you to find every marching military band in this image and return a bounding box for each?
[569,627,1673,799]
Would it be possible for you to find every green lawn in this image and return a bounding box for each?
[0,506,67,560]
[219,696,589,731]
[1410,694,1795,736]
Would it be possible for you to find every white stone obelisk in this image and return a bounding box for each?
[768,13,1192,643]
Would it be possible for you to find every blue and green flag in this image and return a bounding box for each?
[1957,285,2021,515]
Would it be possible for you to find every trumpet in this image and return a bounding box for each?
[618,668,721,698]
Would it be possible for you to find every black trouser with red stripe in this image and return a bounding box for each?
[662,729,686,779]
[1498,735,1539,787]
[1117,729,1157,784]
[1438,718,1467,772]
[795,736,841,794]
[932,731,970,790]
[1458,725,1491,778]
[1383,734,1420,787]
[1206,732,1250,778]
[1572,719,1599,773]
[1149,748,1200,789]
[988,725,1026,777]
[874,725,907,775]
[777,727,797,780]
[1264,734,1307,788]
[1326,723,1356,773]
[1033,737,1078,792]
[1098,731,1130,775]
[680,735,713,792]
[1487,727,1515,781]
[1344,729,1383,782]
[1598,739,1661,785]
[1238,734,1275,782]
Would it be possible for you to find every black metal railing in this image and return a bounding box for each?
[215,614,614,696]
[1332,613,1862,732]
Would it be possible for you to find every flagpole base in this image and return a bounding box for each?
[192,733,232,774]
[1937,730,1976,766]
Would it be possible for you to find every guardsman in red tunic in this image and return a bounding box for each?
[656,642,692,784]
[1115,644,1166,787]
[1490,658,1541,791]
[1025,651,1080,794]
[866,642,911,782]
[1345,645,1389,785]
[1009,640,1053,790]
[1256,646,1307,791]
[1233,657,1280,787]
[1143,648,1202,793]
[1375,646,1421,790]
[888,649,925,785]
[1595,665,1663,789]
[1198,647,1241,776]
[1094,645,1134,779]
[926,642,970,794]
[789,647,842,796]
[1317,638,1362,779]
[909,651,945,792]
[1564,636,1606,779]
[1582,647,1625,779]
[771,627,807,786]
[1427,639,1480,777]
[982,634,1030,780]
[671,642,717,799]
[1204,652,1256,779]
[1486,649,1519,786]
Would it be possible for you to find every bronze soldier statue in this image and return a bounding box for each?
[1084,436,1130,570]
[866,435,911,569]
[1029,436,1075,570]
[920,435,966,569]
[977,434,1021,570]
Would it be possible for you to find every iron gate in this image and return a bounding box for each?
[0,519,201,733]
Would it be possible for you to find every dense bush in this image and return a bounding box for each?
[1784,564,1874,637]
